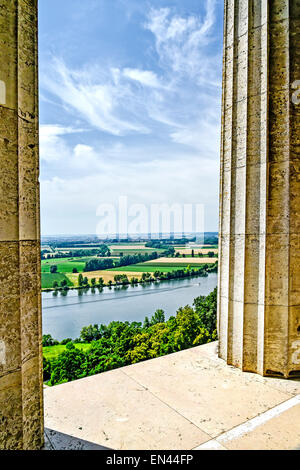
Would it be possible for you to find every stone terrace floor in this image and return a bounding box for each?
[44,342,300,450]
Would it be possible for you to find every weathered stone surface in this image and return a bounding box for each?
[44,343,300,450]
[218,0,300,377]
[0,0,43,450]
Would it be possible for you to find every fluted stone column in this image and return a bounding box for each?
[0,0,43,449]
[218,0,300,378]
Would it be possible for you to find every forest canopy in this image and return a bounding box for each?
[43,288,218,386]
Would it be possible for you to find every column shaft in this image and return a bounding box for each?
[0,0,43,449]
[218,0,300,378]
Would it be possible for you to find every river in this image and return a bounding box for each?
[42,273,218,341]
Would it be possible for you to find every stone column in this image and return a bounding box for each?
[218,0,300,378]
[0,0,43,449]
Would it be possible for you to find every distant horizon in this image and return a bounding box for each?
[41,231,219,239]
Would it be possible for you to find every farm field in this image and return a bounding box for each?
[41,256,119,274]
[173,244,218,249]
[41,273,74,289]
[40,239,218,289]
[109,247,164,255]
[43,343,91,361]
[41,257,95,273]
[144,257,218,265]
[108,244,147,249]
[110,264,206,273]
[175,248,218,255]
[55,245,104,250]
[71,270,145,284]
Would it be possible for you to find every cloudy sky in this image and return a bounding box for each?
[39,0,224,236]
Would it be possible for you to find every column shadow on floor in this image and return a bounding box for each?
[44,428,111,450]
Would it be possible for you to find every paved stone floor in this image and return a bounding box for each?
[44,342,300,450]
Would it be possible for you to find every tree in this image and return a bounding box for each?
[43,288,217,387]
[121,275,129,285]
[191,249,195,258]
[150,309,165,325]
[83,277,89,286]
[50,265,58,273]
[80,324,102,343]
[72,268,78,273]
[98,277,104,287]
[173,305,204,350]
[208,251,215,258]
[78,273,84,286]
[91,278,96,286]
[84,258,114,272]
[193,287,217,336]
[43,356,52,381]
[42,334,59,347]
[49,348,87,386]
[60,279,67,287]
[99,244,111,257]
[53,281,59,289]
[60,338,72,345]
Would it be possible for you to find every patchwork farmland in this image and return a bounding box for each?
[41,240,218,289]
[144,257,218,265]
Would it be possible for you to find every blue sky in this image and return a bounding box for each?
[39,0,224,235]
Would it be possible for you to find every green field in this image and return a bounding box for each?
[41,273,74,289]
[144,262,208,268]
[41,257,97,273]
[200,245,218,249]
[43,343,91,360]
[55,245,104,250]
[110,263,206,273]
[109,248,164,255]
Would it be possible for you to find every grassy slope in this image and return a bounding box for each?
[43,343,91,360]
[41,273,74,289]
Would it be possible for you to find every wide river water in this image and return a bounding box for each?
[42,273,218,341]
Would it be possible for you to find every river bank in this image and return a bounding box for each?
[42,262,218,293]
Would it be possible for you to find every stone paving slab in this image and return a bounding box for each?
[122,343,299,438]
[218,398,300,450]
[44,367,211,450]
[44,342,300,450]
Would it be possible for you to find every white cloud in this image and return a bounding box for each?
[40,2,221,148]
[40,125,83,162]
[170,102,221,155]
[123,68,161,88]
[41,144,219,234]
[145,1,220,87]
[42,59,150,136]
